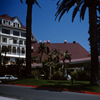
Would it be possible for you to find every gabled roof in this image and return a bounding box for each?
[0,14,12,20]
[0,14,26,29]
[31,42,90,62]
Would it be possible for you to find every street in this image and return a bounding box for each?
[0,84,100,100]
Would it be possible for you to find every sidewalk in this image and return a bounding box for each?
[0,96,19,100]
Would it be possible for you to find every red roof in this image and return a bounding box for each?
[0,14,26,29]
[31,42,90,62]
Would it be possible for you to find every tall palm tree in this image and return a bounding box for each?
[20,0,40,76]
[55,0,100,85]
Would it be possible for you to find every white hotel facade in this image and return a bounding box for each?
[0,14,37,63]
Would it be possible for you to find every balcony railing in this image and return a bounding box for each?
[2,52,25,56]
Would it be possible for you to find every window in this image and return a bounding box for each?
[2,37,7,43]
[0,20,1,24]
[22,48,25,54]
[2,28,10,35]
[13,39,17,44]
[13,23,15,27]
[19,40,23,45]
[18,24,19,27]
[3,20,5,24]
[21,32,26,37]
[9,22,10,25]
[3,20,10,25]
[13,23,20,28]
[13,47,16,53]
[13,31,19,36]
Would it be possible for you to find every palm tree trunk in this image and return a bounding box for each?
[89,4,100,85]
[26,3,33,76]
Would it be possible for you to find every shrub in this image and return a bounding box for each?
[31,69,41,79]
[70,71,78,81]
[51,71,63,80]
[70,70,90,81]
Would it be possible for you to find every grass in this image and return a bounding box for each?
[8,78,100,93]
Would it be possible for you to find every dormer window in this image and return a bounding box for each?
[13,23,15,27]
[13,23,20,28]
[3,20,5,24]
[9,22,10,25]
[18,24,19,27]
[3,20,11,25]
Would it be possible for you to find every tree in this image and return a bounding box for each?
[55,0,100,85]
[20,0,40,76]
[31,56,39,63]
[61,50,71,74]
[38,43,47,63]
[2,46,9,57]
[1,46,9,66]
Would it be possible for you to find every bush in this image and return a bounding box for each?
[70,71,78,81]
[70,70,90,81]
[31,69,41,79]
[51,71,63,80]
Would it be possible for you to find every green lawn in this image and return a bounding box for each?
[8,78,100,93]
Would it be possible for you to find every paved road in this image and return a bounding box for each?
[0,84,100,100]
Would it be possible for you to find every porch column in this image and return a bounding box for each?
[16,47,17,55]
[11,46,13,54]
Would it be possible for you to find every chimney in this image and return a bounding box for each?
[73,41,76,44]
[64,40,67,43]
[43,40,47,44]
[47,40,50,44]
[39,40,42,44]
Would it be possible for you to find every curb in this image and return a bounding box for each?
[6,84,100,96]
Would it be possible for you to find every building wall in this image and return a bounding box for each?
[0,26,26,62]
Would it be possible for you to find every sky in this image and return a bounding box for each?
[0,0,90,52]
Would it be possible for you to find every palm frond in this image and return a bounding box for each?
[55,0,76,21]
[80,3,86,21]
[97,5,100,14]
[56,0,61,5]
[72,6,79,22]
[58,8,67,21]
[72,1,84,22]
[20,0,23,3]
[35,0,41,8]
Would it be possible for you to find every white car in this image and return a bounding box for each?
[0,75,18,81]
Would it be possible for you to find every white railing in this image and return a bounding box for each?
[2,52,25,56]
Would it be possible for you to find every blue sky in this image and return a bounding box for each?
[0,0,90,52]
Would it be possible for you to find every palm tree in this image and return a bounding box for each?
[1,46,9,66]
[55,0,100,85]
[61,50,71,76]
[38,43,47,63]
[2,46,9,56]
[20,0,40,76]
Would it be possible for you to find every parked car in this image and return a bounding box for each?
[0,75,18,81]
